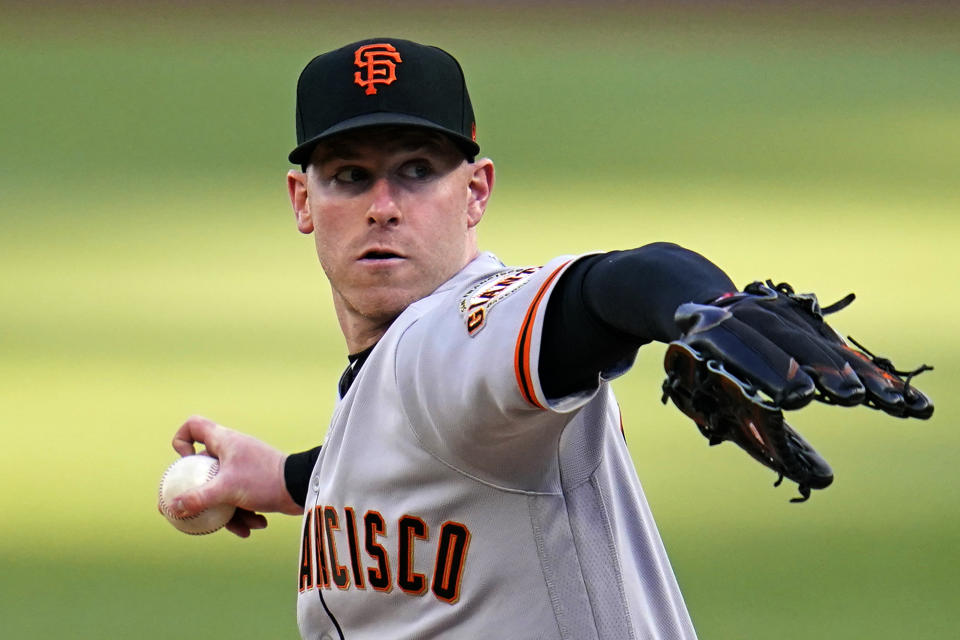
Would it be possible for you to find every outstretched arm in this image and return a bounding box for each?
[539,245,933,500]
[165,415,304,538]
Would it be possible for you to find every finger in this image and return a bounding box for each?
[677,305,816,409]
[903,385,934,419]
[838,346,935,418]
[236,508,268,530]
[842,347,905,412]
[225,509,268,538]
[728,302,865,405]
[172,415,220,457]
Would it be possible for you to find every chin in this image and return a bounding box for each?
[355,289,425,323]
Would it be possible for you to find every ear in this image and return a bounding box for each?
[465,158,495,229]
[287,170,313,234]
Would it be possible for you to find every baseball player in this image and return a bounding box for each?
[165,38,932,639]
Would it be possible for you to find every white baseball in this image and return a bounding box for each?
[158,454,235,535]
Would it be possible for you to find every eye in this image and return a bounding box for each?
[398,161,432,180]
[333,167,368,184]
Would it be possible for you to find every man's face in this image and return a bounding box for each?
[288,128,494,346]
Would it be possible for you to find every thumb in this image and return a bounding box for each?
[674,302,731,336]
[169,479,224,518]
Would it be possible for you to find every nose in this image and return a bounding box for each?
[366,177,401,227]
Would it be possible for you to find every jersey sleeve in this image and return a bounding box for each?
[395,255,630,487]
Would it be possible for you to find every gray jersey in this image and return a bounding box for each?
[296,252,697,640]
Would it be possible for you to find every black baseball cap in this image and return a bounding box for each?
[289,38,479,166]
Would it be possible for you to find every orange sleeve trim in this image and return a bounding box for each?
[514,261,571,409]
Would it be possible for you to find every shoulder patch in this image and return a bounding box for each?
[459,266,540,336]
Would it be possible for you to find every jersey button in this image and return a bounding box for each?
[312,475,321,491]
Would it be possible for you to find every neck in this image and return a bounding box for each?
[336,310,394,355]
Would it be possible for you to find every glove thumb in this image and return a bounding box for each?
[674,302,731,336]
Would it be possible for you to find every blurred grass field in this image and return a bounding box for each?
[1,2,958,638]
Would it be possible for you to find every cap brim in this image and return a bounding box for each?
[288,112,480,165]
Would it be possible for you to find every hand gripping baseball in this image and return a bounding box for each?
[661,281,934,502]
[166,416,304,537]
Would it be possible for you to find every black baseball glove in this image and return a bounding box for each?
[660,281,933,502]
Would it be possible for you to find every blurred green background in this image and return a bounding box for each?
[2,2,957,638]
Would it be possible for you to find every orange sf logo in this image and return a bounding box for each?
[354,43,403,95]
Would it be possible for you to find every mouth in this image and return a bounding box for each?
[358,248,405,262]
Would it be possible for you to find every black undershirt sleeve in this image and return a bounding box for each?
[539,242,736,399]
[284,446,322,508]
